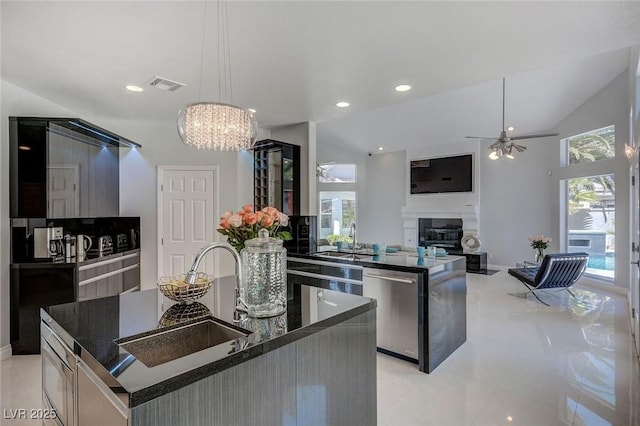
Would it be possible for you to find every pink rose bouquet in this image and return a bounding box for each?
[217,204,292,252]
[528,235,552,250]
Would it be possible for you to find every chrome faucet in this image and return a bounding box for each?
[184,242,248,314]
[349,222,357,253]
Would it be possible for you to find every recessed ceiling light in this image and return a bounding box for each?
[507,126,514,131]
[247,108,256,113]
[395,84,411,92]
[378,146,384,151]
[18,145,31,151]
[125,85,144,92]
[336,101,350,108]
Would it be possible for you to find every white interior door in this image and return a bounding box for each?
[158,167,217,279]
[47,164,79,217]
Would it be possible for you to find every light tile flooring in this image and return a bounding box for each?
[1,271,639,425]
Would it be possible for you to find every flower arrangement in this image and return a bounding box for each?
[528,235,552,250]
[217,204,292,252]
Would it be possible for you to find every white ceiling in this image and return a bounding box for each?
[2,1,640,153]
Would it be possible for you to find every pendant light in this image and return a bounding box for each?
[177,0,257,150]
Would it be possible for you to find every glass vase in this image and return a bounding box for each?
[535,247,545,263]
[240,229,287,318]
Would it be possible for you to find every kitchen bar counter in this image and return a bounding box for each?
[288,250,467,373]
[41,277,377,424]
[291,249,465,273]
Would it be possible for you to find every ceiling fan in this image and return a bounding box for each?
[465,78,559,160]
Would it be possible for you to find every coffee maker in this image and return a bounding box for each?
[33,227,65,260]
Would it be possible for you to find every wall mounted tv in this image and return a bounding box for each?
[410,154,473,194]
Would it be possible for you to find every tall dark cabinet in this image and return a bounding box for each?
[8,116,142,354]
[253,139,300,216]
[10,117,139,219]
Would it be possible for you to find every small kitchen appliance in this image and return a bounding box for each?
[76,234,92,262]
[116,233,128,252]
[33,227,64,260]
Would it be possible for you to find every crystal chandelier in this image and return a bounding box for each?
[178,102,256,150]
[177,1,257,151]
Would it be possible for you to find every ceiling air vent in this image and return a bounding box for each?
[146,75,187,91]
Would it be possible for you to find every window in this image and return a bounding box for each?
[562,125,616,281]
[565,125,615,165]
[318,191,356,240]
[317,164,356,183]
[566,174,616,279]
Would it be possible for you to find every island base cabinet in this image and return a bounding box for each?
[77,361,129,426]
[130,310,376,426]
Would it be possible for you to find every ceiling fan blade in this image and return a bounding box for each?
[510,142,527,152]
[509,132,559,141]
[465,136,496,139]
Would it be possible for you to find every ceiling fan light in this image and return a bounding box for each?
[488,150,499,160]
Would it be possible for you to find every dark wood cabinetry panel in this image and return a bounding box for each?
[253,139,300,215]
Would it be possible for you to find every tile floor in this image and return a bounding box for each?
[1,271,639,425]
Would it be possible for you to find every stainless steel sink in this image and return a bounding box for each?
[116,318,249,368]
[316,251,370,260]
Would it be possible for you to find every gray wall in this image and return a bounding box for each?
[353,70,630,291]
[100,118,246,288]
[362,150,405,245]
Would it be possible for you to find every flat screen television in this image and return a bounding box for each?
[410,154,473,194]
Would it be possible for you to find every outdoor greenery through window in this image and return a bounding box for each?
[566,173,615,279]
[563,125,616,280]
[317,164,357,183]
[318,191,356,243]
[566,125,615,165]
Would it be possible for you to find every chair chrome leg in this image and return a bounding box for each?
[530,290,550,306]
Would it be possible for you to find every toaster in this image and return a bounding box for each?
[88,235,113,257]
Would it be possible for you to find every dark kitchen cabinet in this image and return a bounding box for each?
[253,139,300,215]
[11,249,140,354]
[9,117,138,218]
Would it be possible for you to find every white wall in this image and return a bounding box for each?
[0,79,82,351]
[362,150,406,245]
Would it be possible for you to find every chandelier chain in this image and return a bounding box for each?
[198,1,208,102]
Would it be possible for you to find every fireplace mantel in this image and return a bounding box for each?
[401,205,479,248]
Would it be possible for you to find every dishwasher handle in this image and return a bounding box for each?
[364,273,416,284]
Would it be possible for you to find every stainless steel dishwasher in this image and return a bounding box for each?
[362,267,420,360]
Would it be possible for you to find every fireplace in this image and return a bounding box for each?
[418,218,463,252]
[400,205,479,249]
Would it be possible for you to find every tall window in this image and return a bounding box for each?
[318,191,356,240]
[562,126,616,280]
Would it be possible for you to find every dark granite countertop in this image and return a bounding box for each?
[41,277,375,407]
[289,250,465,273]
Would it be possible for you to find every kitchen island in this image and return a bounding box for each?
[40,277,376,426]
[287,251,466,373]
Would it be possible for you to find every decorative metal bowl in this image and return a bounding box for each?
[157,302,212,328]
[157,272,213,303]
